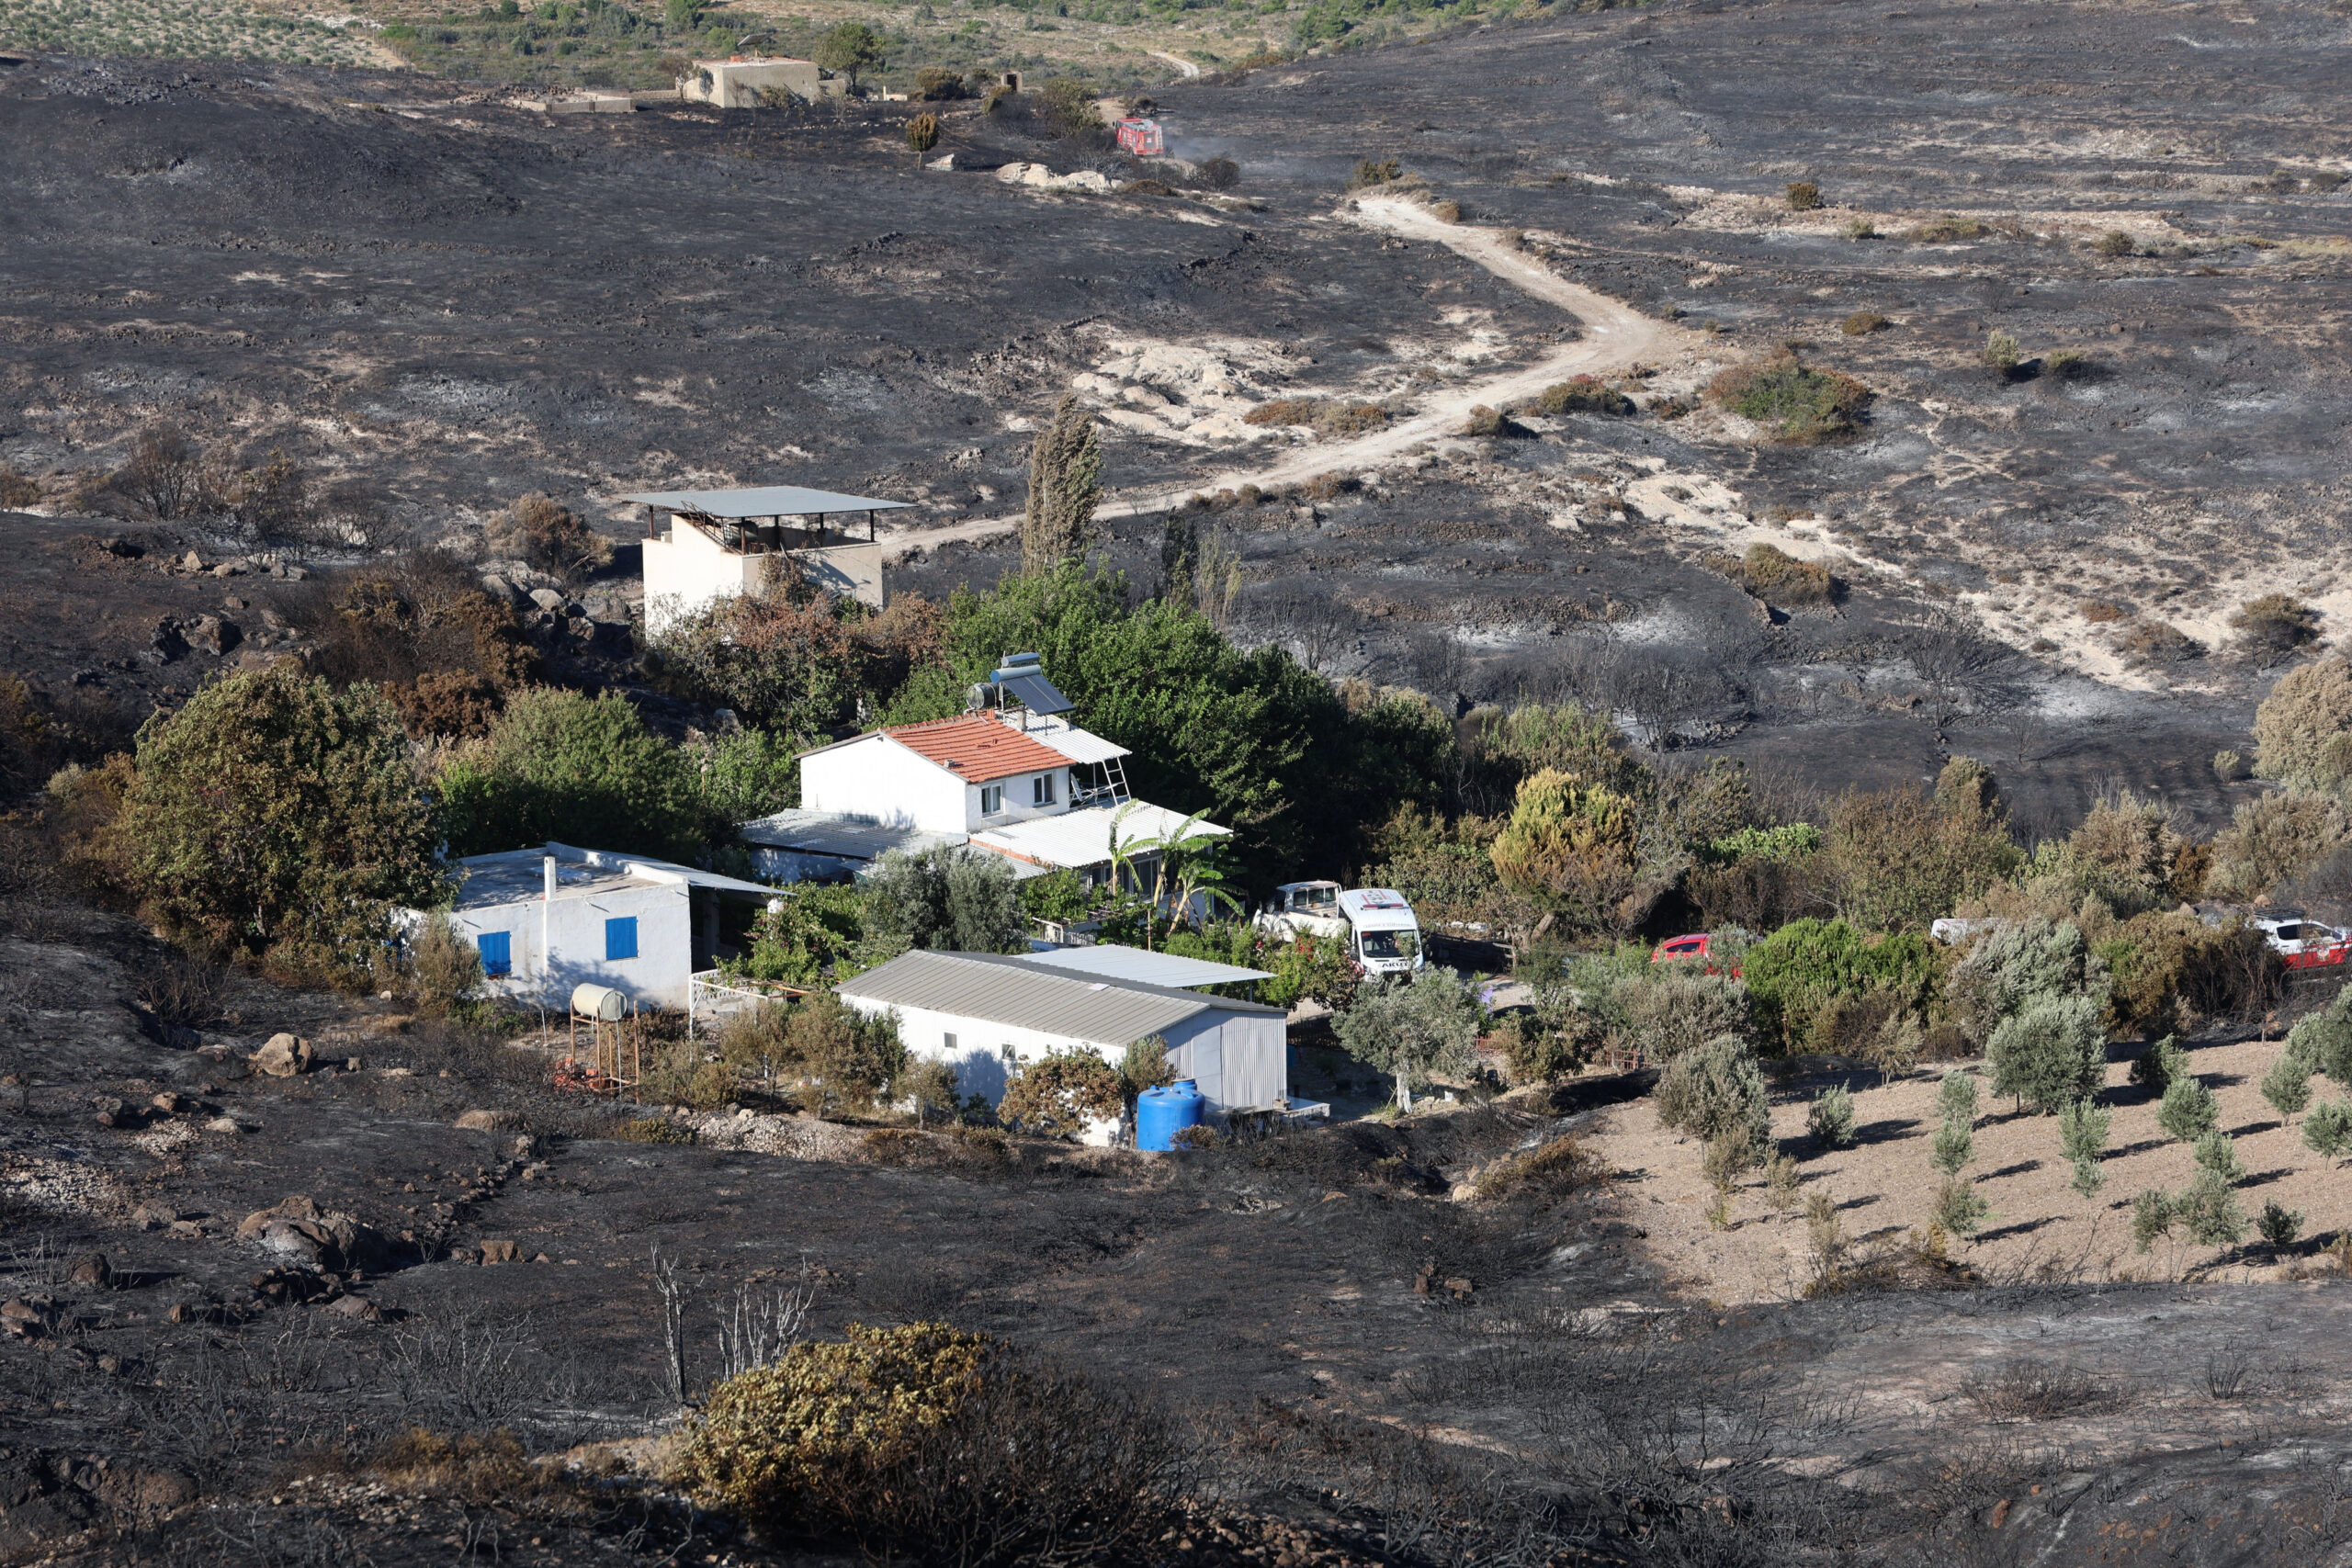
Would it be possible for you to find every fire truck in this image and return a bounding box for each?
[1115,117,1165,156]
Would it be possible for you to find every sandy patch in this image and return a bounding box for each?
[1584,1032,2345,1305]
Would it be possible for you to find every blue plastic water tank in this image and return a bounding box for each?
[1136,1079,1205,1151]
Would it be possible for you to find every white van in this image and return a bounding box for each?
[1255,883,1424,976]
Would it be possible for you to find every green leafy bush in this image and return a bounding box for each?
[2156,1074,2221,1143]
[1930,1179,1988,1237]
[1986,994,2107,1114]
[1982,330,2020,375]
[1334,968,1483,1109]
[1346,157,1401,190]
[439,687,708,862]
[2131,1188,2176,1252]
[2251,656,2352,794]
[2177,1168,2245,1247]
[1741,918,1937,1053]
[999,1049,1121,1138]
[2257,1199,2304,1249]
[2192,1128,2245,1181]
[865,844,1025,955]
[1949,918,2109,1048]
[2302,1099,2352,1162]
[1655,1036,1771,1162]
[1807,1084,1857,1149]
[1704,353,1872,443]
[2262,1054,2312,1124]
[1613,970,1754,1066]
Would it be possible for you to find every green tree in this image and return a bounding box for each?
[1334,967,1484,1111]
[2058,1096,2111,1197]
[1985,993,2108,1114]
[998,1048,1122,1137]
[440,687,708,861]
[1931,1179,1988,1238]
[2156,1074,2221,1144]
[2177,1168,2246,1248]
[865,844,1025,953]
[1115,1035,1174,1116]
[1937,1069,1979,1125]
[2257,1199,2304,1249]
[2302,1098,2352,1163]
[2192,1128,2245,1181]
[1487,766,1644,931]
[1654,1035,1772,1162]
[2262,1053,2313,1125]
[815,20,885,89]
[116,665,446,969]
[663,0,703,28]
[1021,396,1102,577]
[688,728,802,826]
[1929,1113,1974,1179]
[2130,1188,2177,1254]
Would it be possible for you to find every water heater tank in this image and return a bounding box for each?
[571,983,628,1021]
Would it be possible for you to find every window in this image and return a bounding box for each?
[999,1043,1018,1068]
[476,931,511,977]
[980,784,1004,815]
[944,1032,958,1053]
[605,916,639,962]
[1360,928,1420,961]
[1032,773,1056,806]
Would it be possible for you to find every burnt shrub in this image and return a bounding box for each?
[113,423,222,520]
[905,113,940,155]
[1960,1359,2126,1419]
[2231,593,2321,654]
[1199,154,1239,190]
[682,1324,1185,1563]
[1705,353,1871,443]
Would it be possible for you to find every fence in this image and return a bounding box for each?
[686,969,808,1040]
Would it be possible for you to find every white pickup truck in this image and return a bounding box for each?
[1257,881,1425,976]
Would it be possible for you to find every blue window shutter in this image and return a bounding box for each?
[605,916,639,962]
[476,931,511,977]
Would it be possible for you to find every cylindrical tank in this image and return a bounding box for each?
[571,983,628,1021]
[1135,1079,1204,1151]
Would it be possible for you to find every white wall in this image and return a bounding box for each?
[841,995,1285,1115]
[801,734,967,833]
[643,525,884,637]
[446,881,695,1010]
[962,765,1072,833]
[682,58,822,107]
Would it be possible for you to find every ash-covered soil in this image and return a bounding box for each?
[5,923,2352,1564]
[7,0,2346,823]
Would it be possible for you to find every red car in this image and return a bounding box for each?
[1650,932,1739,977]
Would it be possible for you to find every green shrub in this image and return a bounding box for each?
[2231,594,2321,654]
[2251,656,2352,793]
[998,1049,1122,1138]
[618,1116,694,1145]
[2213,749,2252,782]
[2093,230,2134,257]
[2042,348,2086,378]
[914,66,967,99]
[1702,1128,1758,1187]
[1949,918,2109,1048]
[906,112,940,154]
[1532,378,1634,417]
[865,844,1024,955]
[1986,994,2107,1115]
[408,911,483,1014]
[2262,1054,2312,1124]
[439,687,708,862]
[1785,181,1821,210]
[1982,330,2020,375]
[1346,157,1401,191]
[1929,1114,1973,1179]
[2192,1128,2245,1181]
[1613,970,1753,1065]
[1740,918,1936,1053]
[1807,1084,1857,1150]
[1704,352,1872,444]
[2131,1187,2176,1252]
[1335,968,1484,1110]
[2302,1099,2352,1162]
[2156,1074,2221,1143]
[2207,792,2351,901]
[2058,1097,2110,1196]
[2257,1199,2304,1249]
[2177,1168,2245,1247]
[1930,1179,1988,1237]
[1938,1070,1979,1124]
[1655,1035,1771,1161]
[2130,1033,2188,1094]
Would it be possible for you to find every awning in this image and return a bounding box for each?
[618,485,911,518]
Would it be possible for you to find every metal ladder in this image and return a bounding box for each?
[1099,754,1132,806]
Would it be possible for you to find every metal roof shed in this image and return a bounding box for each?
[836,951,1286,1115]
[628,483,912,632]
[1012,944,1272,991]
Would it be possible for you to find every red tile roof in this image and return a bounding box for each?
[886,716,1071,784]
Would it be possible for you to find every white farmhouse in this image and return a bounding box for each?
[837,949,1288,1116]
[759,654,1229,893]
[416,842,776,1011]
[622,484,910,637]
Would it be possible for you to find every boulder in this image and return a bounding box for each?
[455,1108,521,1132]
[322,1293,383,1321]
[66,1254,110,1289]
[528,587,568,613]
[251,1033,312,1077]
[182,615,242,656]
[239,1196,402,1273]
[203,1116,246,1135]
[177,550,203,573]
[478,1239,524,1264]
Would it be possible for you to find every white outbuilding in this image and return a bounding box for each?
[623,483,910,637]
[836,949,1288,1116]
[415,842,777,1012]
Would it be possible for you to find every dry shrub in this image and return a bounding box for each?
[2099,909,2278,1038]
[2209,791,2351,900]
[1198,155,1239,191]
[113,423,223,520]
[617,1116,695,1145]
[0,471,38,510]
[682,1324,1183,1563]
[905,112,940,155]
[1461,404,1509,437]
[1473,1135,1601,1201]
[1297,473,1356,502]
[2253,655,2352,791]
[1905,215,1988,243]
[1243,398,1322,427]
[1958,1359,2127,1420]
[1532,377,1634,417]
[485,494,611,581]
[2093,230,2134,257]
[1840,310,1887,335]
[2117,619,2204,667]
[287,554,538,737]
[407,911,483,1016]
[1346,157,1401,191]
[1716,542,1836,606]
[370,1427,542,1503]
[1429,198,1462,223]
[1785,181,1821,210]
[998,1049,1120,1138]
[1121,178,1173,197]
[1811,987,1922,1075]
[1316,402,1389,436]
[1704,352,1871,444]
[914,66,966,99]
[2043,347,2087,378]
[2232,593,2321,654]
[638,1039,736,1110]
[134,949,231,1029]
[2080,600,2126,624]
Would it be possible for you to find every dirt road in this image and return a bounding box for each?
[881,194,1690,560]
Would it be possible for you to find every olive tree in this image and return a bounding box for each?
[116,664,446,973]
[1334,967,1484,1111]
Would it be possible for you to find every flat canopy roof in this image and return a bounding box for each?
[1013,944,1272,988]
[618,485,912,519]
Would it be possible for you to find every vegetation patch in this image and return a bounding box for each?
[1704,353,1872,444]
[1531,377,1635,417]
[1710,542,1838,607]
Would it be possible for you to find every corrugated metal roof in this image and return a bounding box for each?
[838,951,1280,1043]
[1013,944,1272,987]
[737,809,967,862]
[618,485,911,519]
[1014,716,1130,764]
[886,715,1071,784]
[970,802,1227,870]
[451,841,775,909]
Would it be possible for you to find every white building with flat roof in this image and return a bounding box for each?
[623,484,909,636]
